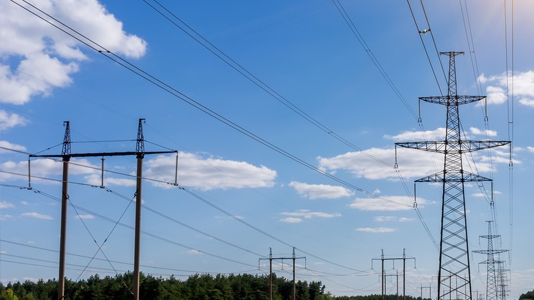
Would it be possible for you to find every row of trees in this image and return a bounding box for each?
[1,271,479,300]
[0,272,329,300]
[519,288,534,300]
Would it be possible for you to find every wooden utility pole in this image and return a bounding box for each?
[259,247,305,300]
[30,119,177,300]
[372,249,416,300]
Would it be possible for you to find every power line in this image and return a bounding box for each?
[10,0,403,203]
[331,0,418,120]
[142,0,393,168]
[332,0,440,250]
[406,0,444,96]
[0,183,258,269]
[7,0,441,273]
[0,239,258,275]
[1,175,367,274]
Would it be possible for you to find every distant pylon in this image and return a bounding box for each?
[395,52,510,300]
[473,221,508,300]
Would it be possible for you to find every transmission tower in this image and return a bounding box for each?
[395,52,510,300]
[473,221,509,300]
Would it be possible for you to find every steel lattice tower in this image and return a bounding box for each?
[395,52,510,300]
[474,221,508,300]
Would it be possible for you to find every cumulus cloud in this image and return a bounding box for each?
[469,127,497,137]
[280,217,303,224]
[374,216,397,222]
[0,214,13,221]
[74,214,94,220]
[374,216,415,222]
[280,209,341,223]
[143,152,277,191]
[349,195,427,211]
[22,212,53,220]
[0,0,147,104]
[318,132,511,181]
[84,173,136,187]
[479,71,534,107]
[0,158,99,183]
[317,147,438,180]
[289,181,354,199]
[384,128,447,141]
[281,209,341,219]
[0,111,28,130]
[356,227,397,233]
[0,140,27,153]
[0,201,15,209]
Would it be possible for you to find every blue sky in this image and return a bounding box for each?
[1,0,533,298]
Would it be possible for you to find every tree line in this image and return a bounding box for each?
[0,272,329,300]
[0,271,442,300]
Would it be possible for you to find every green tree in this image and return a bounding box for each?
[0,289,19,300]
[519,288,534,300]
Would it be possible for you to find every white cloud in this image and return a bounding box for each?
[374,216,396,222]
[0,0,147,104]
[527,146,534,153]
[0,110,28,130]
[22,212,53,220]
[318,147,437,180]
[374,216,415,222]
[0,140,27,153]
[479,71,534,107]
[318,140,511,181]
[486,86,507,105]
[0,201,15,209]
[519,98,534,107]
[0,158,99,183]
[469,127,497,137]
[281,209,341,220]
[349,195,426,211]
[0,214,13,221]
[356,227,397,233]
[144,152,277,191]
[74,214,94,220]
[289,181,354,199]
[214,215,244,220]
[84,173,136,187]
[384,128,446,141]
[187,249,202,255]
[280,217,303,223]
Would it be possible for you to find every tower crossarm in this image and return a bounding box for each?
[473,250,508,255]
[477,260,506,265]
[478,235,504,240]
[395,140,509,154]
[414,171,492,183]
[419,95,485,105]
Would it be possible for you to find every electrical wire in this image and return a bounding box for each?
[1,175,368,275]
[331,0,418,121]
[0,183,258,269]
[331,0,440,250]
[0,239,258,275]
[406,0,444,96]
[9,0,413,210]
[142,0,394,168]
[71,191,136,281]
